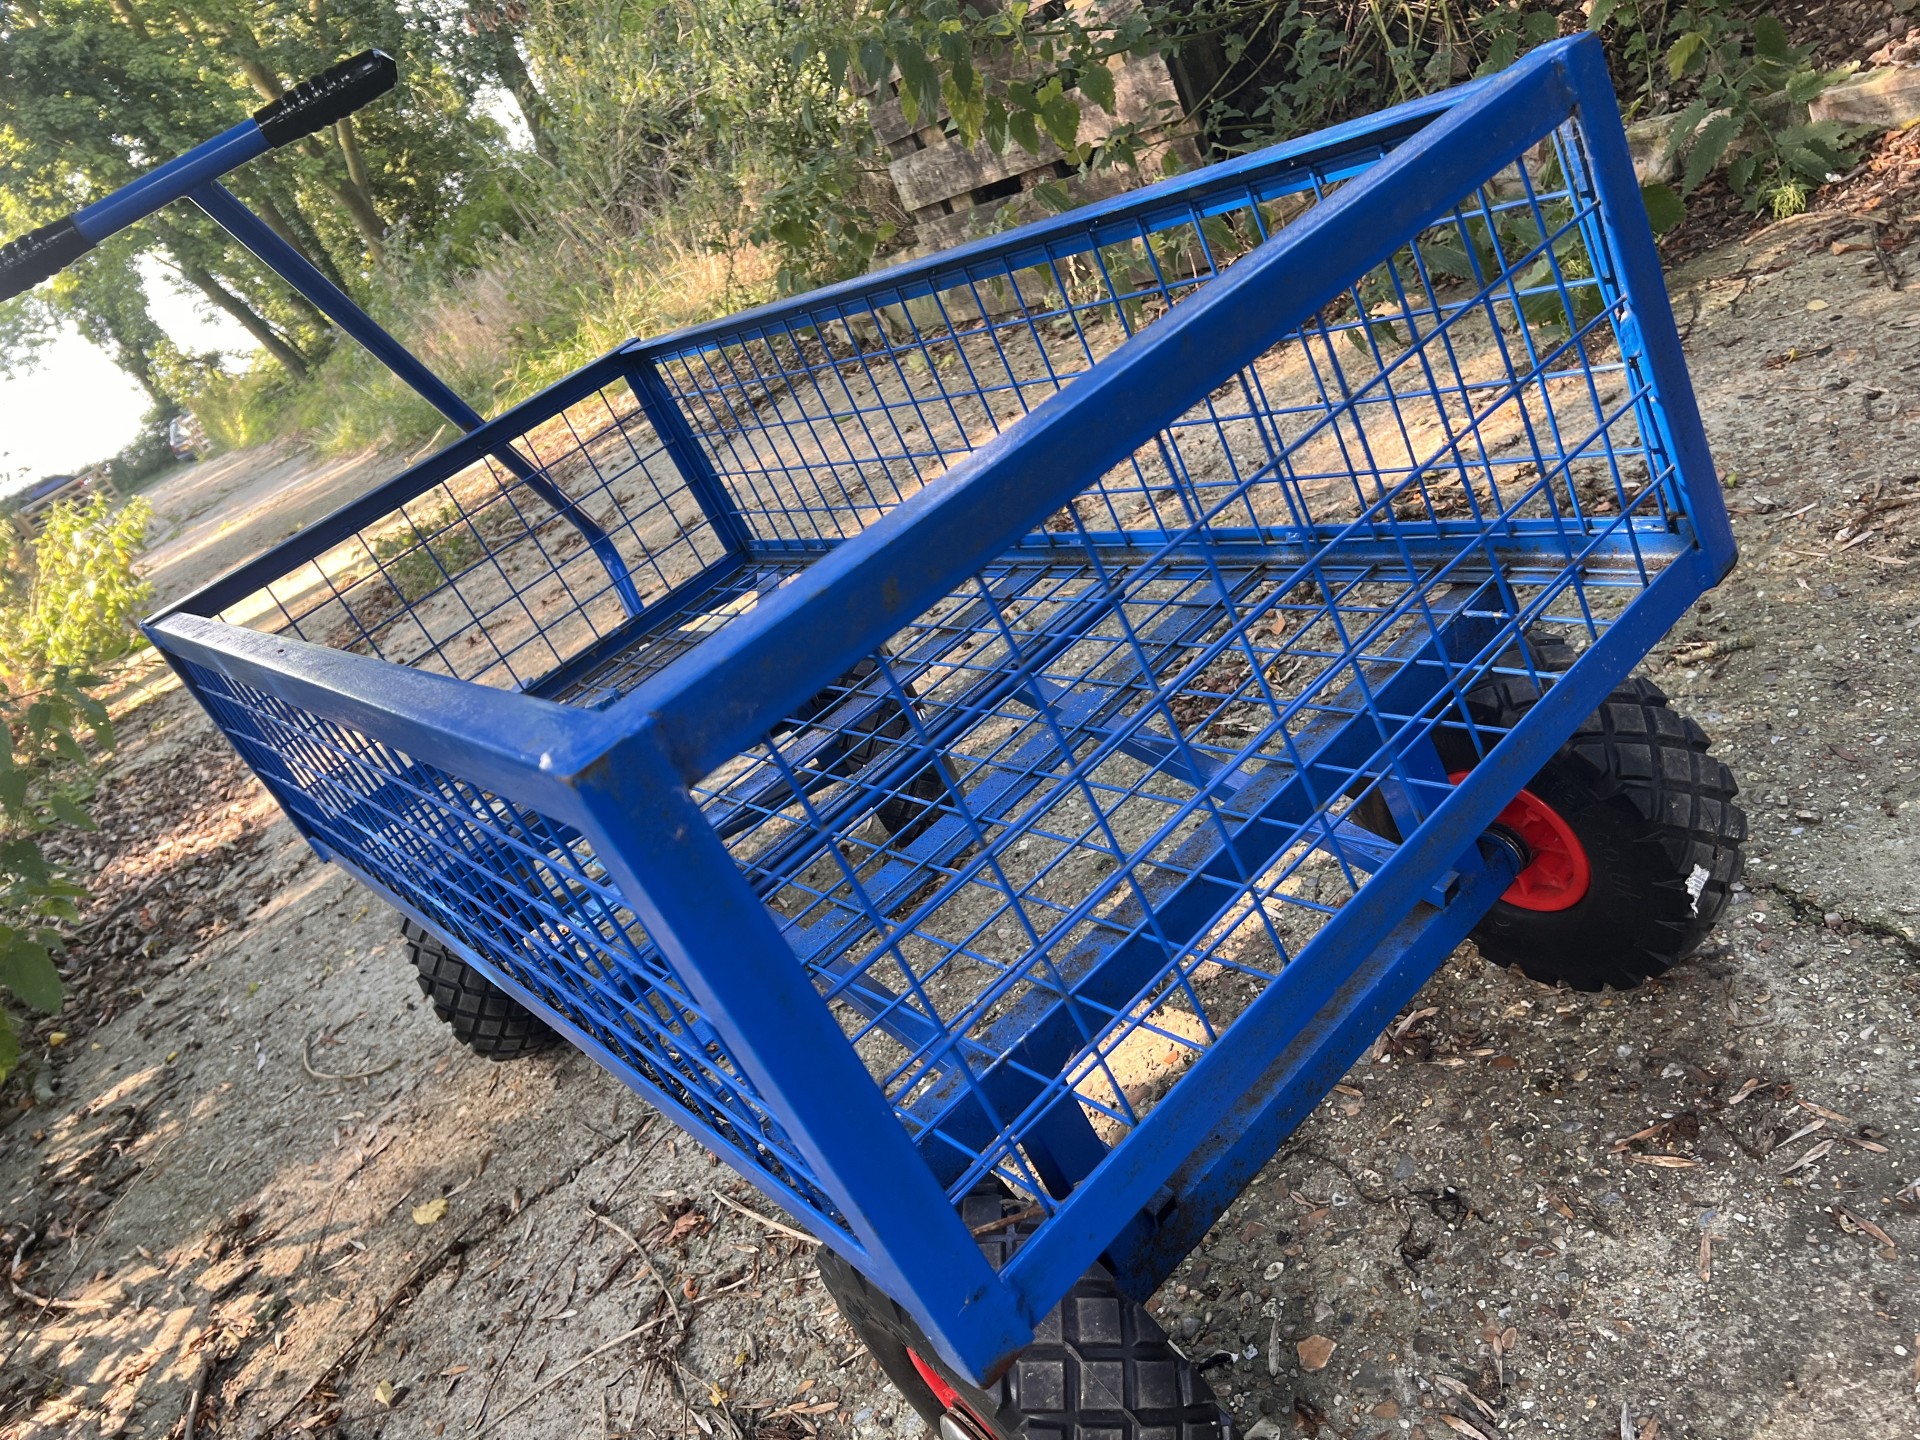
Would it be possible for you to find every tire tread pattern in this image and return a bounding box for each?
[961,1190,1238,1440]
[820,1187,1238,1439]
[403,919,556,1060]
[1469,672,1746,988]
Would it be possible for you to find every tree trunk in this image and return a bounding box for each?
[490,34,560,164]
[235,53,388,261]
[182,264,311,381]
[335,117,373,195]
[107,0,150,42]
[110,338,167,408]
[324,177,388,263]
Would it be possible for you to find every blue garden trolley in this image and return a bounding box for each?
[2,35,1746,1437]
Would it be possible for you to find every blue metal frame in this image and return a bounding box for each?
[138,33,1733,1385]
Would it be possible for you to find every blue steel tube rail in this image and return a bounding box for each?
[0,51,642,617]
[610,36,1733,789]
[137,34,1732,1385]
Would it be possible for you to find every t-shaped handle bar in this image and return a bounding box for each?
[0,51,395,303]
[0,50,645,617]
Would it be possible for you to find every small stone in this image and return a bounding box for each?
[1374,1399,1402,1419]
[1297,1335,1337,1371]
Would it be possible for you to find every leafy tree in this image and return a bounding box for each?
[0,0,510,397]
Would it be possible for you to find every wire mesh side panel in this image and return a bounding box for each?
[688,114,1683,1211]
[170,655,843,1230]
[210,377,730,693]
[645,122,1682,574]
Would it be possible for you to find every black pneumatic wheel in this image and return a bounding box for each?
[1362,667,1746,990]
[403,919,557,1059]
[819,1187,1240,1440]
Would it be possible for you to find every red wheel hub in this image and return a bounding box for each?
[1449,772,1591,912]
[909,1349,997,1440]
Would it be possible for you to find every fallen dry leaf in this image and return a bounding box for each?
[1391,1005,1439,1040]
[1630,1154,1697,1168]
[411,1196,449,1226]
[1611,1124,1664,1153]
[1698,1231,1712,1284]
[1831,1205,1896,1251]
[1727,1077,1764,1106]
[1798,1099,1856,1126]
[374,1380,395,1408]
[1440,1415,1494,1440]
[1777,1117,1826,1149]
[1782,1139,1835,1175]
[1433,1376,1499,1420]
[1296,1335,1337,1371]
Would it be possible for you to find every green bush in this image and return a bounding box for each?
[107,408,185,492]
[826,0,1859,237]
[0,674,112,1081]
[0,495,148,1082]
[1,495,154,676]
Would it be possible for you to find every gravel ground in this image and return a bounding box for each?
[2,204,1918,1440]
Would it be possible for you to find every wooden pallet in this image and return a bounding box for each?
[868,50,1198,257]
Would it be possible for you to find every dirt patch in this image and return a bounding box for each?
[38,681,277,1046]
[1778,0,1913,69]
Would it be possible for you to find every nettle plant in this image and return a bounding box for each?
[0,497,150,1082]
[0,674,114,1080]
[1651,9,1860,218]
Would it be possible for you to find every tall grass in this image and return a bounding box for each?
[197,220,778,456]
[192,0,856,460]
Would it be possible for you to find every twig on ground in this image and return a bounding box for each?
[709,1191,817,1247]
[302,1030,403,1083]
[470,1323,659,1438]
[6,1278,112,1313]
[182,1353,212,1440]
[587,1208,646,1256]
[588,1207,681,1328]
[969,1204,1044,1238]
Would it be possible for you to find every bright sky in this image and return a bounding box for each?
[0,266,250,494]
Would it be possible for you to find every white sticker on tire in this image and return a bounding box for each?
[1686,863,1711,916]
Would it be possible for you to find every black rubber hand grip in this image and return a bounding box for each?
[0,216,94,303]
[253,49,398,148]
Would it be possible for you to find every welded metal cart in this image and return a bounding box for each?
[3,35,1747,1436]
